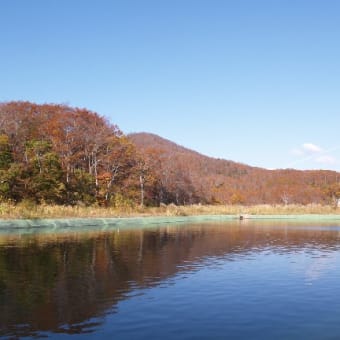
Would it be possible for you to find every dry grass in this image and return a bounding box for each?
[151,203,339,216]
[0,202,339,220]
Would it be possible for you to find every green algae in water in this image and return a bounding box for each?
[1,214,340,235]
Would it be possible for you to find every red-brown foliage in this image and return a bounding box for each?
[129,132,340,205]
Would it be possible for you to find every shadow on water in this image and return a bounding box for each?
[1,220,340,337]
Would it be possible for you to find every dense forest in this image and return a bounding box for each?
[0,101,339,207]
[130,133,340,206]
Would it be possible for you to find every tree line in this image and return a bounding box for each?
[0,102,139,206]
[0,101,339,207]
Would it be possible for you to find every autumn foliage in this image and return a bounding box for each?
[129,133,340,206]
[0,101,339,207]
[0,102,137,206]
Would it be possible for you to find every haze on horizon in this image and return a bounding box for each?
[1,0,340,171]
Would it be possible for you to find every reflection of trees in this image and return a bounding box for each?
[0,222,340,337]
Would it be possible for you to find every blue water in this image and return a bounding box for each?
[1,221,340,339]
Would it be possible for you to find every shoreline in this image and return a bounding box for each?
[1,214,340,233]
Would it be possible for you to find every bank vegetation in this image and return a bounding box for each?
[0,202,339,220]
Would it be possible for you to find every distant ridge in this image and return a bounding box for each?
[130,132,204,157]
[129,132,251,168]
[129,132,339,205]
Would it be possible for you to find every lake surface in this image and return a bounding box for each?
[1,220,340,339]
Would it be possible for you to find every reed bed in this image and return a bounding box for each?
[0,202,339,220]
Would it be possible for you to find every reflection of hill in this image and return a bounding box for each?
[1,222,340,337]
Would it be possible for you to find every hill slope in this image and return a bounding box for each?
[129,132,339,205]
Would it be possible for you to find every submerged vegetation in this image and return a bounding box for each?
[1,101,340,214]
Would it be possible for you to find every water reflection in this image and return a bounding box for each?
[1,221,340,338]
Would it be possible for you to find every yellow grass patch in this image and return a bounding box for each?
[0,202,338,220]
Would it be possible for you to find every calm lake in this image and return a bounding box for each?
[1,219,340,339]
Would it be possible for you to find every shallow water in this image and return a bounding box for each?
[1,220,340,339]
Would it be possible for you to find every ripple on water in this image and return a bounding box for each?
[1,222,340,339]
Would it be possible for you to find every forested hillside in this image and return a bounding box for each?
[0,101,339,207]
[129,133,340,206]
[0,102,139,206]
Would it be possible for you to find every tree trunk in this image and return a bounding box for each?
[140,175,144,207]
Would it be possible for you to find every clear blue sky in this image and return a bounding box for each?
[1,0,340,170]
